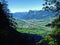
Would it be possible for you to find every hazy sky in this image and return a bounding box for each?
[5,0,44,13]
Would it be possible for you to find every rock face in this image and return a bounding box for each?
[0,3,42,45]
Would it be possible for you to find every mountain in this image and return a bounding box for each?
[12,10,56,20]
[12,10,56,31]
[12,12,27,19]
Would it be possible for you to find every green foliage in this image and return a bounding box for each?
[40,0,60,45]
[36,35,57,45]
[43,0,60,11]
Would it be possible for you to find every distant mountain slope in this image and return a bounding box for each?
[12,10,56,36]
[12,10,56,31]
[12,12,27,19]
[12,10,56,20]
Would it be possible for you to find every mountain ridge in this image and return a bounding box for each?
[12,10,56,20]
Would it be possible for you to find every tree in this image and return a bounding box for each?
[43,0,60,11]
[39,0,60,45]
[36,0,60,45]
[0,0,36,45]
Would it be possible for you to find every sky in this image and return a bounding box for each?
[5,0,44,13]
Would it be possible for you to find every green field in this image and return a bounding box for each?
[17,28,52,37]
[16,19,52,36]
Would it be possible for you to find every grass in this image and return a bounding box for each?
[16,19,52,36]
[17,28,51,36]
